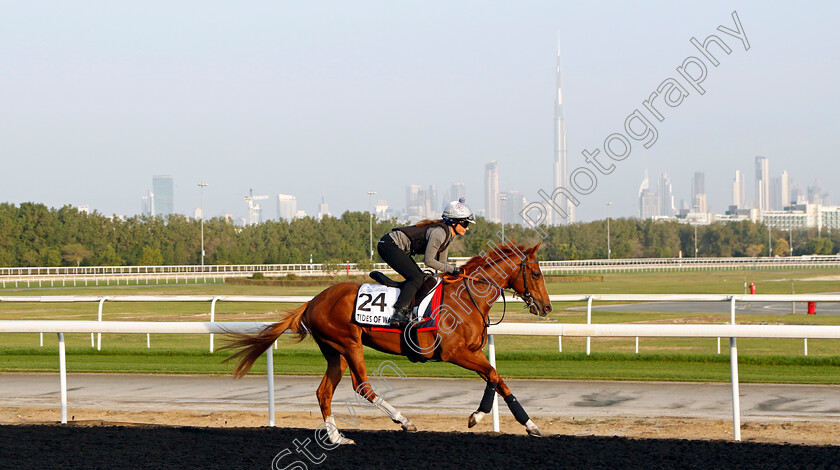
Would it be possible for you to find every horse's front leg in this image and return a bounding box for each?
[445,349,541,437]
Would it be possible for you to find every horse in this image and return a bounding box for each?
[223,242,552,444]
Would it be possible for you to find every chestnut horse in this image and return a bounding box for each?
[224,242,552,444]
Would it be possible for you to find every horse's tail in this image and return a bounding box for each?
[222,302,310,378]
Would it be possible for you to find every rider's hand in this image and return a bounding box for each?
[451,267,461,277]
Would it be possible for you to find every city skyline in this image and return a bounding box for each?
[2,3,838,225]
[109,153,837,224]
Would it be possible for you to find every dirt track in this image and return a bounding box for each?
[1,422,839,470]
[4,408,840,447]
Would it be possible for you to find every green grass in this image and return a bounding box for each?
[1,269,839,382]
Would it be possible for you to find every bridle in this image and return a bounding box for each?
[447,256,541,327]
[512,259,540,313]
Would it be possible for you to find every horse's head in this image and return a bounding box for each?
[510,243,552,317]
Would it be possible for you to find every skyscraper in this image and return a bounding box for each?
[638,171,659,219]
[317,196,330,220]
[152,175,174,216]
[732,170,745,208]
[553,46,573,224]
[277,194,297,221]
[691,172,707,213]
[500,191,527,226]
[658,173,675,217]
[780,170,790,209]
[448,182,466,205]
[484,161,500,223]
[755,156,770,211]
[405,184,425,220]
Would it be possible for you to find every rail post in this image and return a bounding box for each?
[586,296,593,355]
[58,332,67,424]
[96,297,107,350]
[488,334,500,432]
[729,296,741,441]
[210,297,220,353]
[267,346,275,427]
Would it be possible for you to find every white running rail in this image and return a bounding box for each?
[1,254,839,287]
[2,293,840,440]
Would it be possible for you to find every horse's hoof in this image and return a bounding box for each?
[468,411,485,428]
[337,436,356,445]
[401,421,417,432]
[526,420,541,437]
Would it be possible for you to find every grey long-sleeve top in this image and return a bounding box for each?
[388,226,456,274]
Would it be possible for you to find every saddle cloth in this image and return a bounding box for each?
[354,278,443,327]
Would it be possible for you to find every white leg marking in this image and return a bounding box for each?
[468,411,485,428]
[375,397,416,431]
[325,415,356,445]
[525,419,541,437]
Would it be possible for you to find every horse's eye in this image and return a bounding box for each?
[531,271,541,280]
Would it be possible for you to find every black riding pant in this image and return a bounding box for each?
[377,235,424,310]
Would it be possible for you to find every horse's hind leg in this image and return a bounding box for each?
[343,347,417,432]
[444,349,541,437]
[315,341,355,445]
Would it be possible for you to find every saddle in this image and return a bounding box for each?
[366,271,443,363]
[369,270,438,310]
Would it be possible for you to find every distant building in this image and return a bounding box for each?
[405,184,426,220]
[500,191,528,226]
[732,170,746,209]
[553,46,573,225]
[374,199,392,220]
[277,194,297,222]
[755,156,770,211]
[638,171,659,219]
[445,182,466,207]
[691,172,707,214]
[317,196,330,221]
[484,161,500,223]
[152,175,174,216]
[658,173,675,217]
[763,203,840,231]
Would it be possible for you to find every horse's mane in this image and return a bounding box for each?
[459,241,530,274]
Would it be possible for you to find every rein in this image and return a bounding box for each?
[443,257,538,327]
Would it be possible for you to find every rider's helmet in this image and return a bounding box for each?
[442,198,476,226]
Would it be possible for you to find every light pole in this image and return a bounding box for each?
[499,194,507,242]
[768,224,772,256]
[606,202,612,259]
[198,182,208,266]
[367,191,376,261]
[694,224,698,258]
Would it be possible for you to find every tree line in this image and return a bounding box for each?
[0,202,836,268]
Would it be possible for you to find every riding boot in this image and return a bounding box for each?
[390,306,414,326]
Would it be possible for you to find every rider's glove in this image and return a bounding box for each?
[451,267,461,277]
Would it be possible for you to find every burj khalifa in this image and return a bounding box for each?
[553,46,573,224]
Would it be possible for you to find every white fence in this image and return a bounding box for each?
[2,293,840,440]
[2,254,839,287]
[1,319,840,441]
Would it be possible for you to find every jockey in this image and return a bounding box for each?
[378,198,475,325]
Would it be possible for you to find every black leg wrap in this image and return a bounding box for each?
[504,394,530,425]
[478,382,498,413]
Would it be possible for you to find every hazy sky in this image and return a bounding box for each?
[1,1,837,223]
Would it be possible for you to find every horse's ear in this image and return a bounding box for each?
[527,242,541,256]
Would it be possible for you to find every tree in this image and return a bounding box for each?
[61,243,91,266]
[806,238,834,255]
[774,238,790,256]
[138,246,164,266]
[745,244,764,257]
